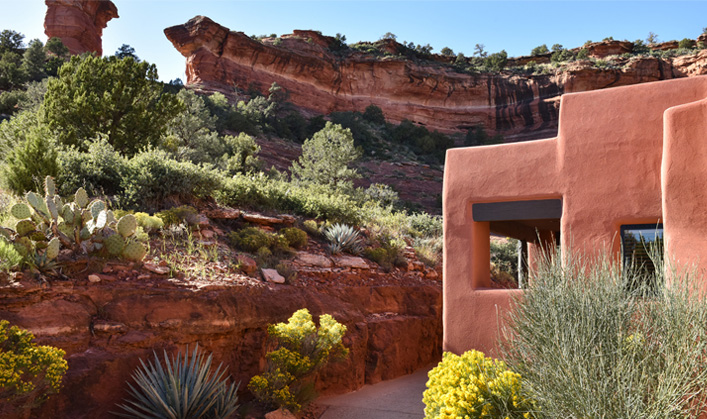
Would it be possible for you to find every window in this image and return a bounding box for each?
[620,224,663,276]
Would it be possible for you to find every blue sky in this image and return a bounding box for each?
[1,1,706,82]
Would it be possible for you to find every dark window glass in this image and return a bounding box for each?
[620,224,663,276]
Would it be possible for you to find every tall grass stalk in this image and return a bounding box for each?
[501,248,707,418]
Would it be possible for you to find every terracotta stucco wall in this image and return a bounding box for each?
[443,76,707,355]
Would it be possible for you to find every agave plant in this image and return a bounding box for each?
[324,223,363,255]
[115,345,239,419]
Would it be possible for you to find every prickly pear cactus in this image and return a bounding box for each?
[122,241,147,261]
[10,203,31,219]
[117,214,137,238]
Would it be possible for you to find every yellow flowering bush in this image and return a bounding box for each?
[248,308,348,412]
[0,320,68,409]
[423,350,535,419]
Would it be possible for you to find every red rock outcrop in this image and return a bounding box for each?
[2,276,441,418]
[165,16,707,142]
[44,0,118,56]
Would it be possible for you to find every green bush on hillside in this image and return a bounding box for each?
[43,55,183,155]
[119,149,222,210]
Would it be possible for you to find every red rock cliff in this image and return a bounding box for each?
[165,16,707,141]
[44,0,118,56]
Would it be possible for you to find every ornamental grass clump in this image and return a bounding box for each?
[423,350,535,419]
[502,248,707,418]
[248,308,348,412]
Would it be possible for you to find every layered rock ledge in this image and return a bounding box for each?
[165,16,707,141]
[2,275,441,418]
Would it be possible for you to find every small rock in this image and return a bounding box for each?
[236,255,257,275]
[137,274,151,281]
[200,229,215,239]
[425,269,439,280]
[93,321,126,334]
[196,214,210,227]
[296,252,333,268]
[243,212,285,226]
[333,255,369,269]
[412,261,426,271]
[144,262,170,275]
[159,319,182,328]
[88,274,101,283]
[205,208,241,219]
[261,268,285,284]
[102,265,113,273]
[265,408,296,419]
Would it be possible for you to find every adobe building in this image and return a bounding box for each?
[443,76,707,356]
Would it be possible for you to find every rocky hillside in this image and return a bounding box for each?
[165,16,707,142]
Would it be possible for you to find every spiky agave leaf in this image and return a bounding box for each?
[114,345,239,419]
[324,223,363,255]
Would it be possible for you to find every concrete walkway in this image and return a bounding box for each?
[317,366,431,419]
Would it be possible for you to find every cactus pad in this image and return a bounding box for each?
[29,231,46,242]
[104,234,126,256]
[44,176,56,196]
[122,241,147,261]
[26,191,42,212]
[79,227,91,241]
[15,220,37,237]
[95,210,107,230]
[117,214,137,238]
[90,200,106,219]
[46,196,59,220]
[46,238,60,260]
[75,188,89,208]
[10,203,31,219]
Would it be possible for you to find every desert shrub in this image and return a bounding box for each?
[57,137,128,196]
[301,220,320,236]
[43,55,182,156]
[248,308,348,412]
[363,183,399,207]
[1,126,59,194]
[362,104,385,125]
[228,227,274,253]
[155,205,199,227]
[275,261,297,282]
[406,212,442,238]
[220,133,262,174]
[678,38,695,49]
[217,174,362,224]
[0,238,22,271]
[0,89,26,115]
[119,149,222,210]
[490,238,519,280]
[0,320,68,413]
[423,350,535,419]
[363,238,405,271]
[115,345,239,419]
[413,236,442,267]
[502,250,707,417]
[324,223,363,255]
[531,44,549,56]
[280,227,308,249]
[133,212,164,233]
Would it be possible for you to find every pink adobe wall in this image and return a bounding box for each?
[663,97,707,278]
[443,76,707,355]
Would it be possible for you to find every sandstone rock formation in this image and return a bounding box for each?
[3,274,441,418]
[44,0,118,56]
[165,16,707,142]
